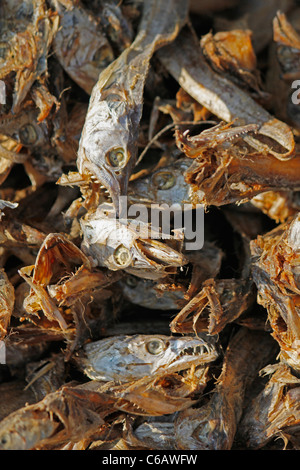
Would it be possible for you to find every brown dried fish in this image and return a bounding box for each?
[250,213,300,372]
[76,0,188,215]
[0,0,59,113]
[158,25,295,160]
[237,362,300,449]
[174,328,278,450]
[175,121,300,207]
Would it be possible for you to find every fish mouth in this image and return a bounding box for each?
[179,344,212,357]
[153,338,218,375]
[82,162,126,215]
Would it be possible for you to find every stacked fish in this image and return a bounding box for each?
[0,0,300,450]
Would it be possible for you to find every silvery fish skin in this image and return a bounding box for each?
[126,415,177,450]
[77,333,218,382]
[77,0,188,215]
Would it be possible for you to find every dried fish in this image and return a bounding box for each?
[77,333,218,382]
[0,0,59,113]
[0,0,300,452]
[80,206,187,280]
[237,362,300,449]
[250,213,300,372]
[76,0,188,215]
[0,381,113,450]
[50,0,115,95]
[175,121,300,207]
[174,328,278,450]
[158,25,295,160]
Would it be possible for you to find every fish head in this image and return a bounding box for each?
[77,84,139,216]
[80,208,187,279]
[77,333,218,382]
[128,159,191,207]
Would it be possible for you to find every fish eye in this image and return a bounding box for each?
[146,339,165,355]
[113,244,132,266]
[125,275,138,287]
[152,171,176,190]
[19,124,38,145]
[106,148,126,168]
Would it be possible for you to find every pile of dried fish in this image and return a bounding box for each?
[0,0,300,451]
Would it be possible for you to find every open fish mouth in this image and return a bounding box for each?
[89,173,113,203]
[153,337,219,375]
[179,344,212,357]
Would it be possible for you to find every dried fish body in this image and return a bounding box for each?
[158,25,295,160]
[88,0,134,54]
[0,0,59,113]
[17,232,121,356]
[0,106,50,150]
[0,405,60,450]
[251,191,300,223]
[175,122,300,207]
[170,277,255,336]
[237,362,300,449]
[273,11,300,82]
[25,354,66,401]
[50,0,115,94]
[77,0,189,215]
[265,12,300,129]
[76,333,218,382]
[107,367,209,416]
[200,29,265,99]
[80,208,187,280]
[171,210,255,335]
[0,381,114,450]
[250,214,300,372]
[174,328,278,450]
